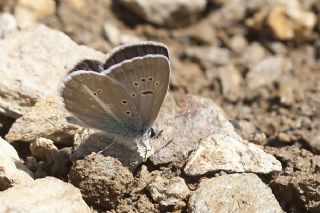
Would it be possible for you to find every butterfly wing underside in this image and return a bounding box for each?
[61,71,142,135]
[103,55,170,131]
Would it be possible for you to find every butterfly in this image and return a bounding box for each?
[60,41,170,160]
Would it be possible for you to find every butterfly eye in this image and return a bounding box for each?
[126,111,131,115]
[93,92,97,96]
[140,78,146,82]
[121,100,128,105]
[133,82,139,87]
[97,89,102,93]
[148,77,154,81]
[155,82,160,86]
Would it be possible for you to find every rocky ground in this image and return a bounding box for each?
[0,0,319,212]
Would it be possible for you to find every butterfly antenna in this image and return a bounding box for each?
[97,141,116,155]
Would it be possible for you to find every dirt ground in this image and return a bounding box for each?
[0,0,319,212]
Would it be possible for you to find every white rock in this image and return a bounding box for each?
[188,173,283,213]
[184,134,282,176]
[104,20,121,45]
[0,137,33,190]
[0,24,105,118]
[5,97,80,145]
[0,177,91,213]
[246,56,292,90]
[117,0,207,27]
[29,137,58,160]
[0,13,17,38]
[148,176,190,209]
[184,47,230,69]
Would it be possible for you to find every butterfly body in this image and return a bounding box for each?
[60,41,170,160]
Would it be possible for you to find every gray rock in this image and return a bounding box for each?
[241,42,267,68]
[69,153,134,209]
[0,177,91,213]
[148,176,190,209]
[184,134,282,176]
[0,137,34,190]
[184,47,230,69]
[5,97,80,145]
[188,173,283,213]
[246,56,292,90]
[150,95,240,166]
[218,64,243,100]
[0,13,17,38]
[117,0,207,27]
[0,24,104,118]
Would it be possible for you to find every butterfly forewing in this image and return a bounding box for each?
[104,41,169,70]
[61,71,142,135]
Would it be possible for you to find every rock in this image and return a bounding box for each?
[0,177,91,212]
[228,34,248,54]
[46,0,111,52]
[0,137,33,190]
[184,47,230,69]
[29,138,72,178]
[184,134,282,176]
[117,0,207,27]
[172,19,217,45]
[148,176,190,209]
[150,95,241,166]
[116,194,157,213]
[246,0,316,42]
[29,137,58,160]
[69,153,134,209]
[270,172,320,212]
[170,60,206,94]
[241,42,267,68]
[246,56,292,90]
[5,97,80,145]
[218,64,243,100]
[310,133,320,153]
[103,19,122,45]
[0,24,105,118]
[209,0,247,29]
[0,13,17,38]
[14,0,56,26]
[188,173,283,213]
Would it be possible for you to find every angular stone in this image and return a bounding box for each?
[0,177,91,213]
[5,97,80,145]
[0,24,104,118]
[148,176,190,209]
[117,0,207,27]
[0,137,33,190]
[188,173,283,213]
[184,134,282,176]
[184,47,230,69]
[246,56,292,90]
[69,153,134,209]
[150,95,241,166]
